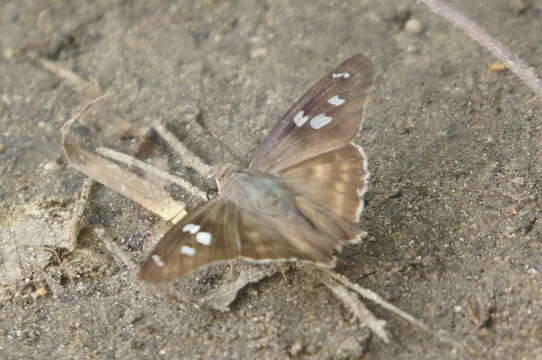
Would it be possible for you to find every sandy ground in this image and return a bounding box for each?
[1,0,541,359]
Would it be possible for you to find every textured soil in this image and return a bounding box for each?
[1,1,541,359]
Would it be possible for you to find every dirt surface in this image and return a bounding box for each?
[1,0,541,359]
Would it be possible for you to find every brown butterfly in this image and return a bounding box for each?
[139,54,375,282]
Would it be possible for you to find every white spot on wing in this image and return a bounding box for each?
[151,254,165,267]
[196,232,212,246]
[328,95,345,106]
[180,246,196,256]
[332,72,350,79]
[182,223,200,234]
[293,110,309,127]
[310,114,332,129]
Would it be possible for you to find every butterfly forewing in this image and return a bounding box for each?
[140,198,343,282]
[249,53,375,173]
[139,198,240,282]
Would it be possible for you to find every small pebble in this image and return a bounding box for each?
[406,44,419,53]
[93,226,106,240]
[405,18,423,34]
[38,121,53,132]
[43,160,62,172]
[334,337,365,360]
[306,344,318,355]
[289,340,304,357]
[249,47,268,59]
[488,60,507,72]
[3,47,14,59]
[35,287,48,298]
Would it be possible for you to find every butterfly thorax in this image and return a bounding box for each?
[220,168,305,221]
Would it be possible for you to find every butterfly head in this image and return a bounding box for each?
[210,162,240,194]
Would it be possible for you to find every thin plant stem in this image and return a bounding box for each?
[418,0,542,100]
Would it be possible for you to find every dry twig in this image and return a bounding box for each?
[418,0,542,101]
[317,269,390,343]
[62,96,187,224]
[153,121,212,177]
[96,146,207,201]
[29,52,102,97]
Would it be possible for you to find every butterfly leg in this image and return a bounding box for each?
[275,263,290,283]
[224,259,237,282]
[223,258,244,282]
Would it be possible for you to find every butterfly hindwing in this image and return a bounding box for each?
[281,143,369,235]
[237,211,342,266]
[139,198,240,282]
[249,53,375,173]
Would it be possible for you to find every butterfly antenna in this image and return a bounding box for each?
[207,123,239,164]
[196,77,239,164]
